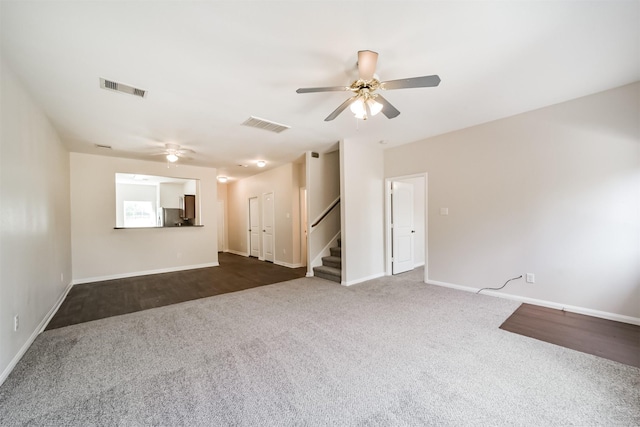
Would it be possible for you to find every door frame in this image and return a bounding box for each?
[385,173,428,282]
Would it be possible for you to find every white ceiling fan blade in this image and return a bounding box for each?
[325,95,358,121]
[357,50,378,81]
[296,86,350,93]
[381,75,441,90]
[374,94,401,119]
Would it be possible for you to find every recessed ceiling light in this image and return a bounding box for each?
[217,176,228,183]
[257,160,266,168]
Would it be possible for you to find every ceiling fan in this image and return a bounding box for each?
[152,143,194,163]
[296,50,441,121]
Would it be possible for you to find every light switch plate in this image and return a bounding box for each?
[440,208,449,216]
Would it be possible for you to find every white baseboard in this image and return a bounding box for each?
[0,280,73,387]
[72,262,219,285]
[274,260,304,269]
[426,279,640,326]
[306,272,314,278]
[227,250,249,257]
[343,272,385,287]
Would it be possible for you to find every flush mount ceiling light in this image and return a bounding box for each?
[217,176,228,183]
[256,160,266,168]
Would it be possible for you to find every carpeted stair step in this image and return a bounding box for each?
[313,265,341,283]
[321,255,341,269]
[330,246,341,257]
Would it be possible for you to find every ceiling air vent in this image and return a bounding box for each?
[95,144,112,149]
[241,116,290,134]
[100,78,146,98]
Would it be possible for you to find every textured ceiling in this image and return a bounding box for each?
[1,1,638,180]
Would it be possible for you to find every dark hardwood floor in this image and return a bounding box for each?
[46,253,307,330]
[500,303,640,368]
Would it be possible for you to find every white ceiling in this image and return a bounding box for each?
[1,1,638,180]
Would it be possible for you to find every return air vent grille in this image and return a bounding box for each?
[241,116,290,133]
[100,78,146,98]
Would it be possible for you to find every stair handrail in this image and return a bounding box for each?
[311,196,340,228]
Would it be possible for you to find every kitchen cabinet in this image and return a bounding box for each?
[184,194,196,219]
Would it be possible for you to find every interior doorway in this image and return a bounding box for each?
[391,181,415,274]
[385,174,427,280]
[249,197,260,258]
[217,200,225,252]
[262,192,275,262]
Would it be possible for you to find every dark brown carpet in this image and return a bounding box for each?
[500,303,640,368]
[46,253,307,330]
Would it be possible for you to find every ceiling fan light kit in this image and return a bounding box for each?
[296,50,441,121]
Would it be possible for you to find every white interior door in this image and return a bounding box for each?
[262,192,275,262]
[392,181,414,274]
[217,200,225,252]
[249,197,260,258]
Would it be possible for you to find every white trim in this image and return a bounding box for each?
[306,272,314,277]
[274,260,304,268]
[227,249,249,257]
[342,272,385,287]
[40,281,74,332]
[0,280,73,387]
[310,231,341,269]
[426,279,640,326]
[71,262,219,285]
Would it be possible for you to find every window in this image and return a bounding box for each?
[123,201,156,228]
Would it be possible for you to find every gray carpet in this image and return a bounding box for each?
[1,269,638,426]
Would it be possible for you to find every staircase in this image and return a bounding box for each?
[313,238,341,283]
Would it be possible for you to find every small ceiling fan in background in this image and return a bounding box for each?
[296,50,441,121]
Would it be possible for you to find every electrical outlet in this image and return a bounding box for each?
[177,252,182,259]
[526,273,535,284]
[13,315,19,332]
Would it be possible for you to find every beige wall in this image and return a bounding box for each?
[227,163,302,267]
[70,153,218,282]
[0,60,72,383]
[385,82,640,321]
[341,139,386,285]
[308,150,340,221]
